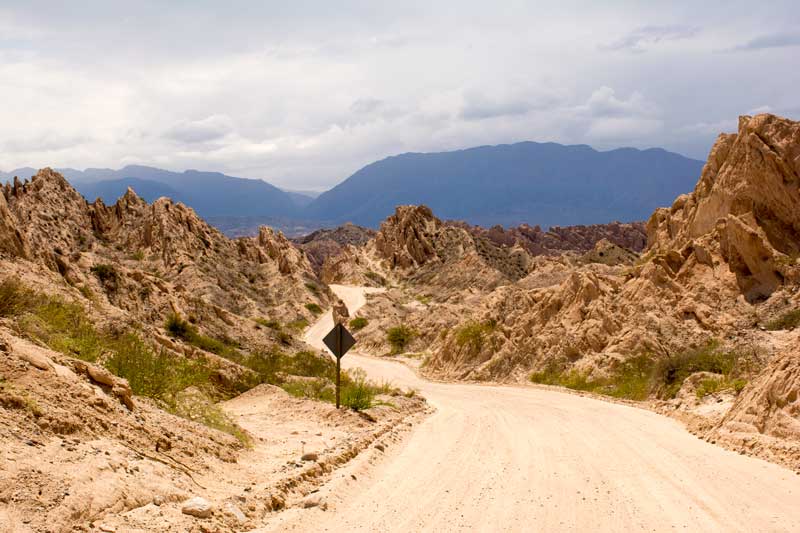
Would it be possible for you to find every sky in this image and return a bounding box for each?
[0,1,798,191]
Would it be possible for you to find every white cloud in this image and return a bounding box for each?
[0,1,797,187]
[601,25,700,53]
[164,115,236,144]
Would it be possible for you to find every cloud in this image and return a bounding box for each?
[164,115,235,144]
[729,32,800,51]
[460,98,531,121]
[0,2,796,187]
[582,86,655,118]
[601,25,699,53]
[349,98,386,115]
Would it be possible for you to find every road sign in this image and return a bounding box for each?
[323,323,356,359]
[322,323,356,408]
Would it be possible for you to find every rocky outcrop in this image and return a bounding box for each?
[648,114,800,302]
[0,168,330,354]
[374,205,441,269]
[449,220,647,255]
[582,239,638,266]
[424,115,800,389]
[293,223,375,273]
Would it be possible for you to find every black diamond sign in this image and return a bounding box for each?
[323,323,356,359]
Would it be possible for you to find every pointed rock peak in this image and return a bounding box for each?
[120,186,146,205]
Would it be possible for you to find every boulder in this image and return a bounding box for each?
[181,496,213,518]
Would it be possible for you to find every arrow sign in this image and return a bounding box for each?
[322,323,356,409]
[323,323,356,359]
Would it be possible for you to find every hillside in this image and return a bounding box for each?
[306,142,705,227]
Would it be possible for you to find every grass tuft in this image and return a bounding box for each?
[530,341,754,401]
[387,325,416,353]
[349,317,368,330]
[305,303,323,315]
[765,309,800,331]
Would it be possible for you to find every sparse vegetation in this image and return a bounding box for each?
[90,264,120,290]
[695,376,748,399]
[286,318,309,331]
[304,282,321,296]
[254,317,281,330]
[106,332,210,403]
[305,303,323,314]
[279,360,399,411]
[530,341,755,401]
[415,294,431,305]
[387,325,416,353]
[339,368,375,411]
[172,388,252,446]
[653,340,742,399]
[365,270,386,286]
[454,320,496,353]
[18,295,106,362]
[0,278,36,318]
[164,313,239,358]
[349,316,369,330]
[765,309,800,331]
[130,250,145,261]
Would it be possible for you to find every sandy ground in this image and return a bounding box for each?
[265,284,800,533]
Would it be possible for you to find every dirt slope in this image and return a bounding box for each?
[264,285,800,532]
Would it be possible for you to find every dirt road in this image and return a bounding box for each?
[283,285,800,532]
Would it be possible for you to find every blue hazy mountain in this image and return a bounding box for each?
[74,177,182,205]
[3,141,705,230]
[305,142,705,228]
[61,165,300,218]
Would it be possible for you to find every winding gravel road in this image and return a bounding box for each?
[282,285,800,532]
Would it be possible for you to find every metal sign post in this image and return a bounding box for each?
[323,323,356,409]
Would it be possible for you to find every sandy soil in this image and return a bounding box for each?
[265,285,800,533]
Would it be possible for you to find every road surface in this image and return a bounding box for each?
[281,285,800,532]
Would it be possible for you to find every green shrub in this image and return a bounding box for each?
[305,282,321,296]
[365,271,386,286]
[106,333,210,402]
[530,342,749,401]
[255,318,281,330]
[340,369,375,411]
[765,309,800,331]
[285,350,337,381]
[164,313,239,358]
[0,278,36,317]
[305,303,323,314]
[19,297,105,362]
[696,376,749,398]
[349,317,368,330]
[130,250,145,261]
[166,313,195,339]
[287,318,309,331]
[282,378,335,403]
[654,340,738,399]
[454,320,496,353]
[90,264,120,288]
[387,325,415,353]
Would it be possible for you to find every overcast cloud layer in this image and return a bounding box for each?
[0,1,798,190]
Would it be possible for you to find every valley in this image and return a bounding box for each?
[1,113,800,532]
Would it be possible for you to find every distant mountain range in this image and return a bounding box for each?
[305,142,705,227]
[1,141,705,233]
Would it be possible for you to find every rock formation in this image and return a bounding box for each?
[448,220,647,255]
[0,169,330,348]
[293,223,375,273]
